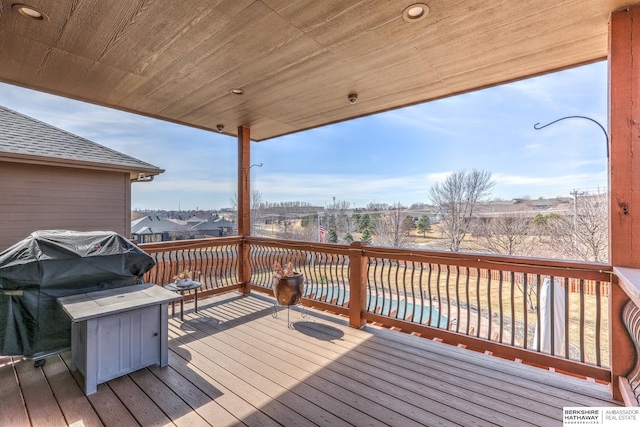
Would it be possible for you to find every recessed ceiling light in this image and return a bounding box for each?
[402,3,429,22]
[12,3,48,21]
[229,88,244,95]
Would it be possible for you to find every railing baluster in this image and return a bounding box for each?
[366,257,373,312]
[535,274,541,352]
[455,265,460,334]
[487,269,492,340]
[396,261,403,319]
[465,267,470,336]
[580,278,585,363]
[418,263,425,324]
[214,246,220,287]
[224,244,230,287]
[327,251,335,303]
[523,273,528,349]
[595,280,602,367]
[382,259,390,315]
[435,264,442,327]
[426,263,433,326]
[336,253,342,305]
[409,261,416,321]
[475,268,481,338]
[302,252,312,298]
[550,275,556,356]
[510,271,515,347]
[205,246,213,289]
[307,251,315,298]
[498,270,504,343]
[564,277,570,359]
[445,265,451,330]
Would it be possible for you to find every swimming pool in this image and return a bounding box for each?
[304,286,448,328]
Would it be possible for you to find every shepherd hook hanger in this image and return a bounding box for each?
[534,116,609,158]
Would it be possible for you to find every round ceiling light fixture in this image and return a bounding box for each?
[229,88,244,95]
[12,3,48,21]
[402,3,429,22]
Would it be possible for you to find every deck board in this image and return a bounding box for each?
[199,298,494,426]
[86,383,139,427]
[0,291,622,427]
[179,314,390,427]
[146,364,244,427]
[0,356,30,427]
[41,355,103,427]
[14,356,67,427]
[213,296,553,426]
[175,308,422,426]
[106,374,173,426]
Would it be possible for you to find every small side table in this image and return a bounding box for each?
[164,281,202,321]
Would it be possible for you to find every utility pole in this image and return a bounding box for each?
[570,189,579,254]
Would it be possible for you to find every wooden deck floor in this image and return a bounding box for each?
[1,292,620,427]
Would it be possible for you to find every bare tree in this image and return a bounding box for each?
[168,225,196,241]
[430,169,495,252]
[295,220,320,242]
[279,214,296,239]
[230,190,265,236]
[475,214,531,255]
[373,202,411,248]
[367,202,389,211]
[540,193,608,262]
[324,199,353,243]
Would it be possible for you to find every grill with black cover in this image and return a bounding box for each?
[0,230,155,361]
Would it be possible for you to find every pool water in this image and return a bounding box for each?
[304,286,448,328]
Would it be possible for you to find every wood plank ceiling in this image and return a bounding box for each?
[0,0,634,141]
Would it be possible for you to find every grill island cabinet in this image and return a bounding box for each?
[57,283,180,395]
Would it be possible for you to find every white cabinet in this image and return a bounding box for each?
[58,284,181,395]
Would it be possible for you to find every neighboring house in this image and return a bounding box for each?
[195,217,234,237]
[130,216,180,243]
[475,198,573,219]
[131,215,233,243]
[0,105,164,252]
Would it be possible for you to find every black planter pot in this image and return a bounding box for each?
[273,274,304,306]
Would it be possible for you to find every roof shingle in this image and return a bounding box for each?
[0,105,163,173]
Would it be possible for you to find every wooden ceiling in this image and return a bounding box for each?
[0,0,634,141]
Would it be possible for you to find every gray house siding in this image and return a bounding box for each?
[0,162,131,251]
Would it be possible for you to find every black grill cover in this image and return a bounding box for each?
[0,230,156,357]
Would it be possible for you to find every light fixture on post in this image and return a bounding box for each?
[402,3,429,22]
[12,3,48,21]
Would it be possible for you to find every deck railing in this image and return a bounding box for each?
[247,238,351,307]
[612,268,640,406]
[139,236,640,399]
[139,237,242,298]
[245,237,611,382]
[361,247,610,379]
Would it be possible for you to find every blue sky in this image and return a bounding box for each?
[0,61,608,210]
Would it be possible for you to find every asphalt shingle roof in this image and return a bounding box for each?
[0,105,163,173]
[131,216,183,234]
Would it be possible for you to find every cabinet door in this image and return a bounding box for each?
[96,304,160,383]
